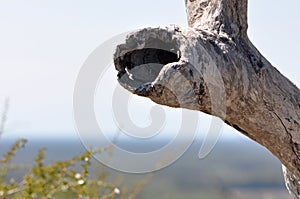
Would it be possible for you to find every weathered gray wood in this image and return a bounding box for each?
[114,0,300,197]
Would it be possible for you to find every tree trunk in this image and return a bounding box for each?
[113,0,300,197]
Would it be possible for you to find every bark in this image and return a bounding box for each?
[113,0,300,197]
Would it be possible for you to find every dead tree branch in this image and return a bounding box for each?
[114,0,300,197]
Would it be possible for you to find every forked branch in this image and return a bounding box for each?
[114,0,300,198]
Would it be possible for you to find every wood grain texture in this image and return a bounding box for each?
[114,1,300,197]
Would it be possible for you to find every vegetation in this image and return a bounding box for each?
[0,100,144,199]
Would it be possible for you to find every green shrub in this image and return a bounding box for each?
[0,139,135,199]
[0,100,147,199]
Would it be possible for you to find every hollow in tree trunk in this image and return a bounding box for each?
[113,0,300,198]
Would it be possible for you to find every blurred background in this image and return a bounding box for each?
[0,0,299,198]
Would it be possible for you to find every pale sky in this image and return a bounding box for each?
[0,0,299,139]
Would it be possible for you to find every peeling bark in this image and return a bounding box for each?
[113,0,300,198]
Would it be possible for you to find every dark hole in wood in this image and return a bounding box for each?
[123,48,180,70]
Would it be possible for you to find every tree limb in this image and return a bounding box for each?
[113,0,300,198]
